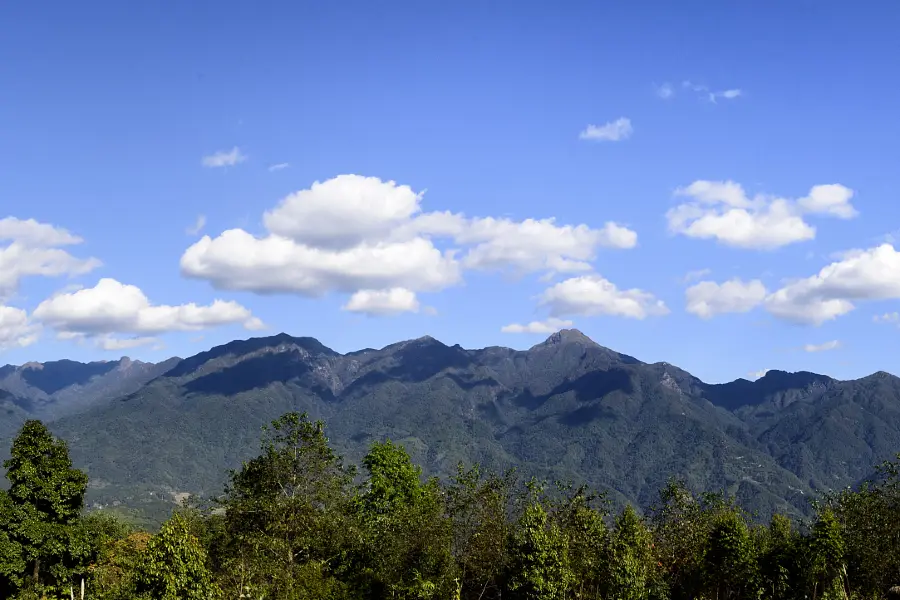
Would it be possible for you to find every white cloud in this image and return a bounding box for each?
[682,81,743,103]
[268,162,290,172]
[264,174,424,250]
[539,275,669,319]
[667,180,857,250]
[186,215,206,236]
[764,244,900,325]
[874,312,900,325]
[0,306,41,350]
[33,278,263,337]
[579,118,633,142]
[655,83,674,99]
[456,218,637,274]
[201,147,247,168]
[0,218,101,301]
[681,268,712,284]
[342,288,421,316]
[501,317,574,334]
[97,336,160,351]
[0,217,83,247]
[182,230,462,296]
[181,175,638,311]
[685,278,767,318]
[796,184,858,219]
[803,340,841,353]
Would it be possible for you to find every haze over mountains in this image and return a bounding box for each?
[1,329,899,521]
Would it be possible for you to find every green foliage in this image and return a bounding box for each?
[134,513,221,600]
[703,511,760,600]
[0,420,92,597]
[507,481,573,600]
[602,505,659,600]
[217,411,355,599]
[6,410,900,600]
[352,440,455,599]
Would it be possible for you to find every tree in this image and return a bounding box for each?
[134,513,221,600]
[445,464,515,600]
[602,505,659,600]
[352,440,455,600]
[807,508,847,600]
[759,513,800,600]
[507,481,573,600]
[552,484,607,600]
[218,412,355,599]
[0,419,89,596]
[703,510,760,600]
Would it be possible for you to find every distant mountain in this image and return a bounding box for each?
[2,330,899,522]
[0,356,179,435]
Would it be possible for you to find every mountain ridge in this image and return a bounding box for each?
[2,328,898,523]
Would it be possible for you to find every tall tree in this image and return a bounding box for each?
[507,481,573,600]
[353,440,454,599]
[0,419,89,596]
[219,412,355,599]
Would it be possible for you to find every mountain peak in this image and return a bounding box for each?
[541,328,597,347]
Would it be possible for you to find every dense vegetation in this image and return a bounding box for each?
[6,331,900,525]
[1,413,899,600]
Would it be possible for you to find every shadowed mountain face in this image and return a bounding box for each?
[3,329,900,521]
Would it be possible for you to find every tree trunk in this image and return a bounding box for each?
[32,558,40,583]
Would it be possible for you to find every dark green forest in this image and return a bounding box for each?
[2,413,899,600]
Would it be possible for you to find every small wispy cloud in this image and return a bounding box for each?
[202,147,247,168]
[682,81,743,103]
[98,335,159,351]
[748,368,770,380]
[501,318,574,334]
[874,312,900,325]
[681,268,712,284]
[803,340,841,353]
[579,118,633,142]
[186,214,206,236]
[268,162,290,172]
[655,82,675,99]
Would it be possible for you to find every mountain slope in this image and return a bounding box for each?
[2,330,898,521]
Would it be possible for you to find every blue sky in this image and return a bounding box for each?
[2,0,900,383]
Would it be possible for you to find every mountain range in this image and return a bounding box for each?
[2,329,899,523]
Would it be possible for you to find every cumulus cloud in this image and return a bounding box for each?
[0,217,84,247]
[181,174,638,313]
[456,218,636,274]
[33,278,263,337]
[501,317,574,334]
[342,288,421,316]
[803,340,841,353]
[685,278,767,318]
[667,180,857,250]
[0,217,101,301]
[202,147,247,168]
[764,244,900,325]
[0,306,40,350]
[539,275,669,319]
[264,174,424,251]
[579,118,633,142]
